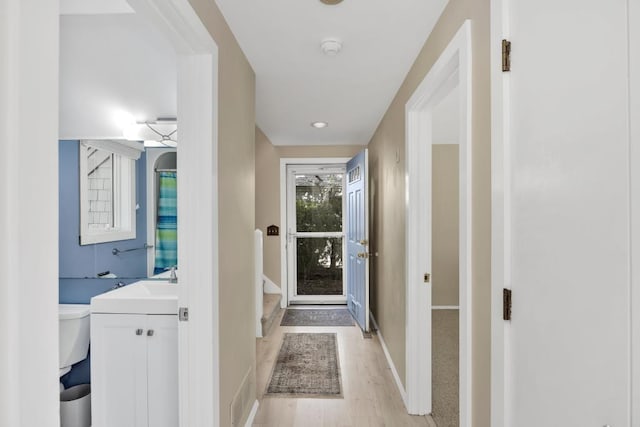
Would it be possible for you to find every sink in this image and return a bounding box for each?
[90,280,178,315]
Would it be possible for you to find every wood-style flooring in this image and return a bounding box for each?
[253,308,436,427]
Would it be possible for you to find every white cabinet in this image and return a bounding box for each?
[91,313,178,427]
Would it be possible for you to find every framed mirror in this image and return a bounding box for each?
[79,140,143,245]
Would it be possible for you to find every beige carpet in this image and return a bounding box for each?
[432,310,459,427]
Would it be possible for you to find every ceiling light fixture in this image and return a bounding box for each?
[320,0,344,5]
[311,121,328,129]
[320,38,342,56]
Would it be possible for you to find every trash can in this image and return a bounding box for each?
[60,384,91,427]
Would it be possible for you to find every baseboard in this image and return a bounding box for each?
[244,400,259,427]
[263,275,281,294]
[370,312,408,406]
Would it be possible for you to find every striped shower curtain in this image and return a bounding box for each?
[154,172,177,274]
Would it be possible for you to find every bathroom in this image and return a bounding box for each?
[58,5,178,425]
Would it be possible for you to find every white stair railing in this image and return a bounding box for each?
[255,229,264,337]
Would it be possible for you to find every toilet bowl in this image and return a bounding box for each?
[58,304,90,378]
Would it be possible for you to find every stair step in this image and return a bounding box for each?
[261,293,281,337]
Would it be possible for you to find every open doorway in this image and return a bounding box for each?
[405,20,472,426]
[285,164,347,305]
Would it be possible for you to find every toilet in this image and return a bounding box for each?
[58,304,91,381]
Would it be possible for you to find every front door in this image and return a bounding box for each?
[286,165,347,304]
[346,149,369,331]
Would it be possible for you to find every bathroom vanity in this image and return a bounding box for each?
[90,281,178,427]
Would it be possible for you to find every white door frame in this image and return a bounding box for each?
[489,1,510,426]
[285,164,347,305]
[127,1,220,425]
[279,157,351,308]
[405,20,472,425]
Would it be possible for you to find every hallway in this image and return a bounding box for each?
[253,309,435,427]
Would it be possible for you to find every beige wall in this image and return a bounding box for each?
[432,144,459,306]
[188,1,257,426]
[255,127,363,288]
[367,0,491,425]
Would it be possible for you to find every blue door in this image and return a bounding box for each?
[346,149,369,331]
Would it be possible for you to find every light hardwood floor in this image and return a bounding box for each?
[253,308,436,427]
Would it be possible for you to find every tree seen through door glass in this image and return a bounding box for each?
[295,173,343,232]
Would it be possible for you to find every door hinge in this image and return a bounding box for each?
[424,273,431,283]
[502,39,511,72]
[503,288,512,320]
[179,307,189,322]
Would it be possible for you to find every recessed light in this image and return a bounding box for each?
[311,121,328,129]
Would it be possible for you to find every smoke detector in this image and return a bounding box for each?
[321,38,342,56]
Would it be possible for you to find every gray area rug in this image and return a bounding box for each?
[266,333,342,398]
[280,308,355,327]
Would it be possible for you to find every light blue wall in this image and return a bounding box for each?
[59,140,148,285]
[58,140,148,388]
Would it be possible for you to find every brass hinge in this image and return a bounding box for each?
[502,39,511,72]
[503,289,512,320]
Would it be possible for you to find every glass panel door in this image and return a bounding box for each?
[287,166,346,304]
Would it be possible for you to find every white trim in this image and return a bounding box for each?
[490,1,511,426]
[243,400,260,427]
[1,0,60,425]
[629,0,640,423]
[263,275,281,294]
[126,1,219,426]
[370,314,407,405]
[279,157,351,308]
[432,306,460,310]
[405,20,472,425]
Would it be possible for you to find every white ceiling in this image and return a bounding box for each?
[59,12,176,140]
[215,0,449,146]
[60,0,133,15]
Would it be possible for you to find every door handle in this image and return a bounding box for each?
[357,252,369,259]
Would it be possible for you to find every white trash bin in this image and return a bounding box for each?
[60,384,91,427]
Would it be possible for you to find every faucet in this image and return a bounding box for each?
[169,266,178,284]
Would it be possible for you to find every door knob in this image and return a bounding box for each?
[357,252,369,259]
[359,239,368,245]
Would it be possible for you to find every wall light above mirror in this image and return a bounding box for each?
[123,118,177,147]
[79,139,143,245]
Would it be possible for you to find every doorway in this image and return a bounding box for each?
[286,164,347,304]
[405,20,472,425]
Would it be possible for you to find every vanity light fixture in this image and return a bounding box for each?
[123,117,178,147]
[311,121,328,129]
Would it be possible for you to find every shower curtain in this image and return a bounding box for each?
[154,172,177,274]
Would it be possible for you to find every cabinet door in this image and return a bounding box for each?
[146,315,179,427]
[91,313,148,427]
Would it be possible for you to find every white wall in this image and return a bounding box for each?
[59,13,176,140]
[0,0,60,426]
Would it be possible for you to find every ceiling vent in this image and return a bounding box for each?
[321,38,342,56]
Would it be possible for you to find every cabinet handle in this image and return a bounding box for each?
[147,329,154,337]
[135,329,144,336]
